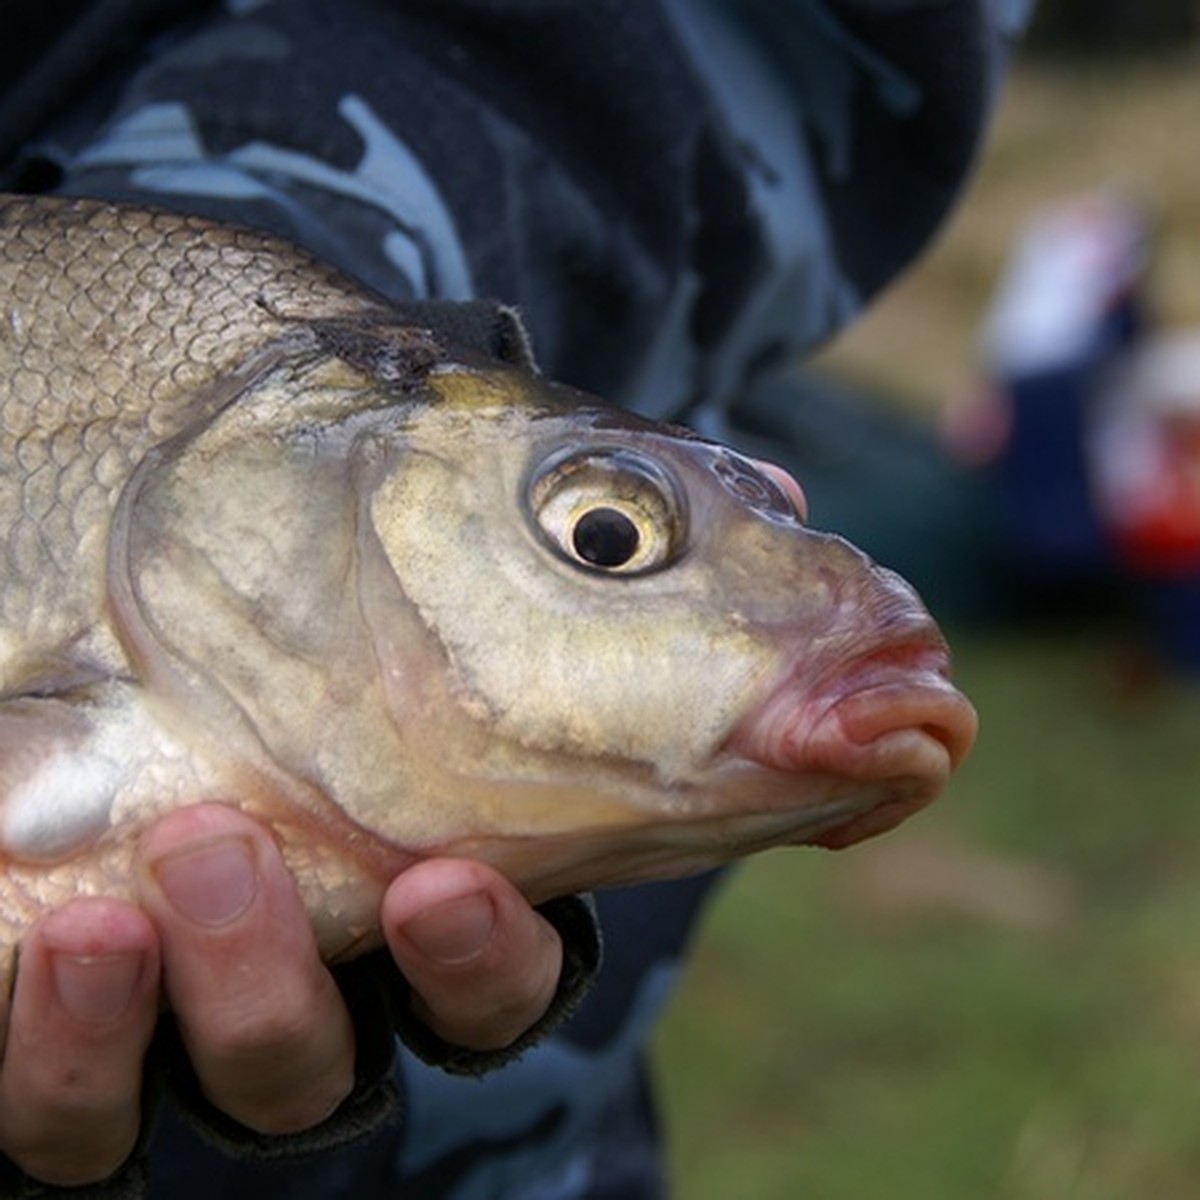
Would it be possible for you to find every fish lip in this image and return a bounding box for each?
[726,627,978,792]
[817,631,977,769]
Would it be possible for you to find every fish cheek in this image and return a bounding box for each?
[369,454,776,777]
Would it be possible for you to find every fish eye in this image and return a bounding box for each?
[526,449,685,575]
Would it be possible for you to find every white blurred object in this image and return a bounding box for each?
[1110,331,1200,416]
[981,191,1149,377]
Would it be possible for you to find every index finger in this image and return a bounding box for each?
[136,805,356,1135]
[0,899,159,1187]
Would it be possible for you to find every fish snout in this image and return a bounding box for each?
[726,619,978,848]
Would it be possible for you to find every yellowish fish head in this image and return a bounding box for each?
[354,360,976,895]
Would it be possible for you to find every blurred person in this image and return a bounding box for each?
[0,1,1030,1196]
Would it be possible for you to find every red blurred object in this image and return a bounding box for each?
[1090,334,1200,576]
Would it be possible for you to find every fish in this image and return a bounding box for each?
[0,194,977,962]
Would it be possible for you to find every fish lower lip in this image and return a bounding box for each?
[721,646,977,852]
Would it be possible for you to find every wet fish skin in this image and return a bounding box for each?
[0,195,977,962]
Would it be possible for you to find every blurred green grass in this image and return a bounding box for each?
[654,45,1200,1200]
[656,624,1200,1199]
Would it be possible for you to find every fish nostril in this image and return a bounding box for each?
[752,460,808,522]
[708,449,807,523]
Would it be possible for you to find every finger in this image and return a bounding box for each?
[136,804,355,1134]
[382,859,563,1052]
[0,899,159,1187]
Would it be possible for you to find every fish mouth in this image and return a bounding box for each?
[725,629,978,849]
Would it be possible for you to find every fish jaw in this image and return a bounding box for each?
[723,618,977,850]
[415,622,976,902]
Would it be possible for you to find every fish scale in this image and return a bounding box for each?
[0,195,378,668]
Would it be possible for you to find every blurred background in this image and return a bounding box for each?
[654,7,1200,1198]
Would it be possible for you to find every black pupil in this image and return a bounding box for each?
[572,507,640,567]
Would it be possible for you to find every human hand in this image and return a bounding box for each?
[0,803,564,1187]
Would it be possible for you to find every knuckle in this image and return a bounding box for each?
[196,994,317,1067]
[182,978,355,1133]
[423,963,559,1052]
[18,1056,139,1122]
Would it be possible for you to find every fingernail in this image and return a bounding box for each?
[150,836,258,928]
[401,892,496,966]
[52,952,144,1024]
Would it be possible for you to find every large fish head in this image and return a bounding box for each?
[359,361,977,895]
